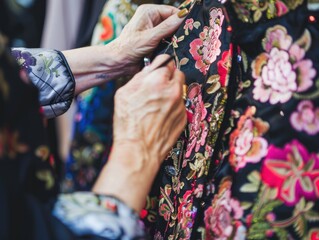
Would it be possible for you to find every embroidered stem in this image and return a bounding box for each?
[271,212,301,228]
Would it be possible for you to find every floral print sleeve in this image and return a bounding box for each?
[0,33,147,239]
[11,48,75,118]
[53,192,146,239]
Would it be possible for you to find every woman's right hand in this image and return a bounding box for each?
[93,54,186,212]
[113,54,187,164]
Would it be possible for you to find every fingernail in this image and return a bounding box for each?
[178,8,189,18]
[183,84,187,100]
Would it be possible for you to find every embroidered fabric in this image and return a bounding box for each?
[142,0,319,239]
[11,48,75,118]
[53,192,145,239]
[64,0,184,192]
[0,34,146,239]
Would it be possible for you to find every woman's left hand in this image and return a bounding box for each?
[110,4,188,74]
[63,4,188,95]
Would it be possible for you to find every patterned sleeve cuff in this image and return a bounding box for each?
[52,192,146,239]
[11,48,75,118]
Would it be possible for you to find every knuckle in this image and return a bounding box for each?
[115,88,124,101]
[137,4,148,13]
[170,84,182,103]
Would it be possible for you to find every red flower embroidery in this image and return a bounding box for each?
[217,45,233,87]
[261,140,319,206]
[309,229,319,240]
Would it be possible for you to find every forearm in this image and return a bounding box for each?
[62,41,136,95]
[93,140,160,213]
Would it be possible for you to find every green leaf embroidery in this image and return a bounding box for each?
[240,183,259,193]
[247,170,261,183]
[273,227,289,240]
[241,201,253,210]
[293,216,307,238]
[305,211,319,222]
[193,21,201,29]
[179,57,189,66]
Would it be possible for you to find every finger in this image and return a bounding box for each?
[170,69,185,87]
[161,104,186,157]
[149,5,180,24]
[143,54,175,77]
[131,5,178,28]
[151,8,188,40]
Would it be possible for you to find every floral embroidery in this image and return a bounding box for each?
[35,145,50,161]
[194,184,204,198]
[229,106,269,171]
[189,8,224,75]
[11,49,36,72]
[290,100,319,135]
[309,229,319,240]
[177,191,195,231]
[261,140,319,206]
[204,177,246,240]
[217,45,233,87]
[252,25,316,104]
[185,83,208,158]
[231,0,304,23]
[0,130,29,158]
[159,185,174,222]
[53,192,145,239]
[184,19,194,34]
[187,153,210,180]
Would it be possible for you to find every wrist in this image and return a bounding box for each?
[112,139,160,173]
[93,139,160,212]
[103,40,139,78]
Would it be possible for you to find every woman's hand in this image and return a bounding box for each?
[111,4,188,74]
[93,55,187,212]
[113,54,186,163]
[63,4,187,95]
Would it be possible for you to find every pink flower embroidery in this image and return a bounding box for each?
[204,177,245,240]
[194,184,204,198]
[229,107,269,171]
[290,100,319,135]
[275,1,289,16]
[261,140,319,206]
[185,83,208,158]
[189,8,224,75]
[252,25,316,104]
[184,18,194,31]
[177,190,195,238]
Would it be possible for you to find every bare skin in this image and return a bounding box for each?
[93,55,187,212]
[62,4,187,95]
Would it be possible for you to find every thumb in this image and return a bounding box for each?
[153,9,188,40]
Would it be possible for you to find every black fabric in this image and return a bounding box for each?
[75,0,107,48]
[0,0,46,47]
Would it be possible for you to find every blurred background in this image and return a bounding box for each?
[0,0,107,182]
[1,0,182,192]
